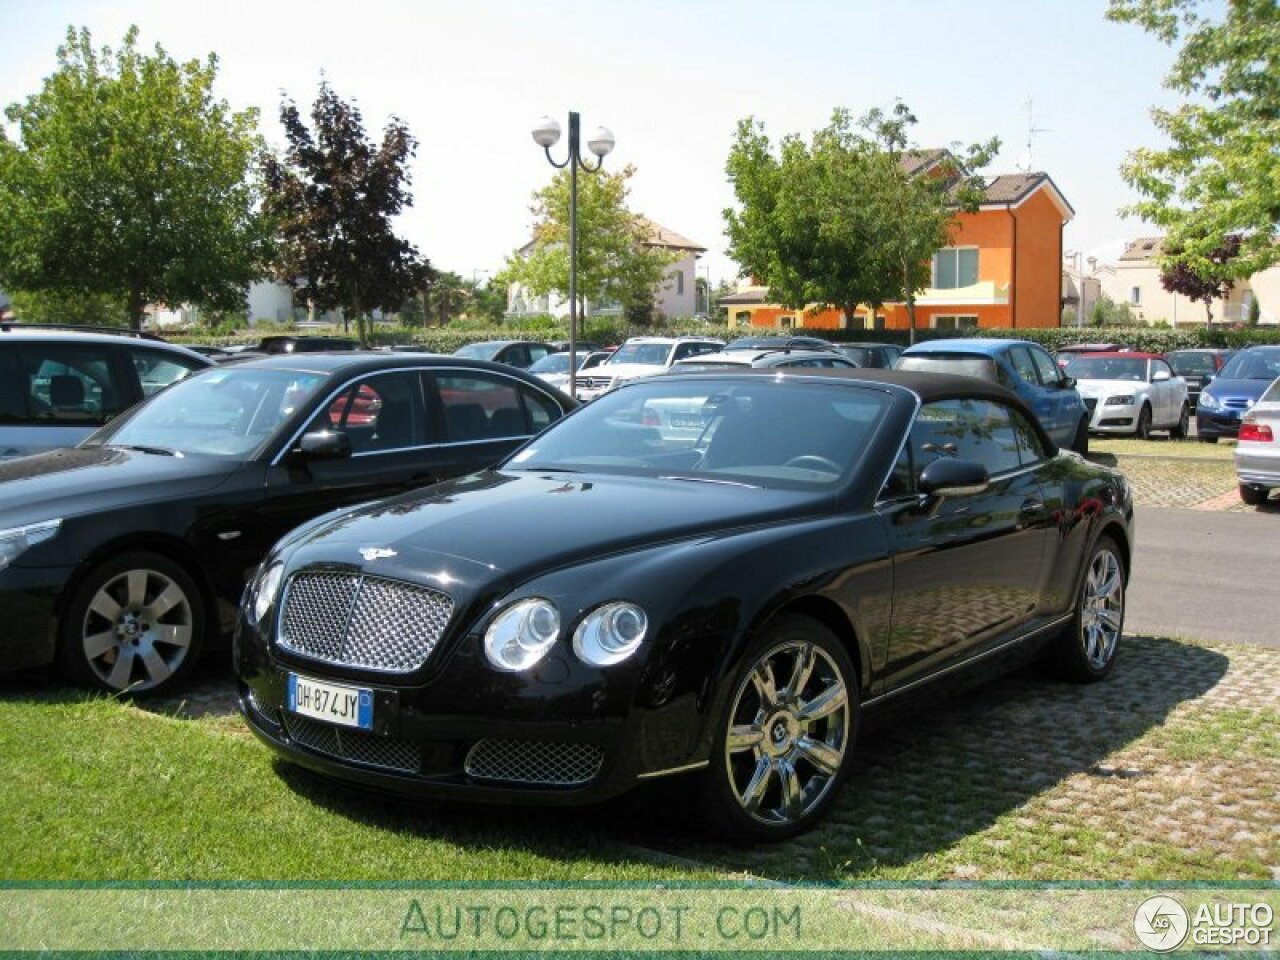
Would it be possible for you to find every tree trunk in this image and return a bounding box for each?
[841,303,855,330]
[1205,301,1213,329]
[906,295,918,346]
[352,296,368,348]
[127,288,147,332]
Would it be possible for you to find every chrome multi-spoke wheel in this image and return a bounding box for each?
[1045,535,1125,682]
[61,553,205,695]
[705,616,857,839]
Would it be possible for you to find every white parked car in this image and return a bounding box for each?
[575,336,724,401]
[526,349,613,392]
[667,347,858,372]
[1063,352,1189,439]
[1235,377,1280,506]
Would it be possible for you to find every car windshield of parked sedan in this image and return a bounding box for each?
[606,342,673,367]
[896,353,997,382]
[1217,348,1280,381]
[1167,351,1219,376]
[87,368,328,458]
[506,379,890,488]
[1065,357,1148,381]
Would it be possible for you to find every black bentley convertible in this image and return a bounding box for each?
[236,369,1133,840]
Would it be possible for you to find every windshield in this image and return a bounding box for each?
[91,367,327,458]
[454,343,497,360]
[527,353,572,374]
[1167,352,1219,376]
[896,354,997,382]
[1218,348,1280,381]
[607,342,675,367]
[505,379,890,490]
[1065,357,1148,381]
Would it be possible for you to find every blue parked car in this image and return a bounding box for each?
[1196,345,1280,442]
[897,338,1090,452]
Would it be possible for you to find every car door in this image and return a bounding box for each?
[1026,344,1079,444]
[1149,357,1179,425]
[875,397,1052,691]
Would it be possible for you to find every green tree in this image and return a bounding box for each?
[1108,0,1280,277]
[1159,233,1242,325]
[6,289,129,327]
[262,82,432,346]
[0,26,269,330]
[467,279,507,324]
[428,271,471,326]
[501,165,674,318]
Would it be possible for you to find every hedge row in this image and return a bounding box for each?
[165,322,1280,354]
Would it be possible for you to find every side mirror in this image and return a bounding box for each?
[1153,369,1171,382]
[1203,372,1216,383]
[296,429,351,460]
[918,458,990,498]
[1061,376,1076,389]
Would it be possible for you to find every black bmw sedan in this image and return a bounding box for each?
[0,353,572,694]
[236,369,1133,840]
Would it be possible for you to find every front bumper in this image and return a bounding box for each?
[1196,408,1244,439]
[235,615,710,807]
[0,565,73,672]
[1084,399,1139,434]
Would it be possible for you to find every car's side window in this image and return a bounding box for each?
[1008,347,1040,384]
[526,345,551,365]
[0,346,28,423]
[315,372,424,454]
[435,373,534,441]
[1028,347,1061,386]
[1010,407,1051,465]
[879,443,915,500]
[130,349,205,398]
[911,399,1022,478]
[19,345,125,425]
[523,386,561,432]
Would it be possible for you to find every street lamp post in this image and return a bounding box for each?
[532,112,615,396]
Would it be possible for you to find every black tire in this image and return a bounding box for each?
[1071,416,1090,456]
[698,615,859,842]
[1239,484,1270,506]
[58,551,206,695]
[1170,403,1190,439]
[1199,435,1219,444]
[1134,404,1152,441]
[1045,535,1126,683]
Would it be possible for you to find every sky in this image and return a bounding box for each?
[0,0,1181,289]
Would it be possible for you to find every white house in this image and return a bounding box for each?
[507,217,705,321]
[1099,236,1277,326]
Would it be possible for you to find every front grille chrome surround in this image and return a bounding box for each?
[577,375,613,391]
[279,569,453,672]
[282,713,419,773]
[464,739,604,786]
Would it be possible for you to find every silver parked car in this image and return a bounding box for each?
[1235,377,1280,506]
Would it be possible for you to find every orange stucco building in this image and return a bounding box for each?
[721,155,1074,333]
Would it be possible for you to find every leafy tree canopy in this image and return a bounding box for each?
[500,165,675,318]
[1108,0,1280,276]
[262,81,432,346]
[723,104,996,336]
[0,26,269,329]
[1159,233,1243,324]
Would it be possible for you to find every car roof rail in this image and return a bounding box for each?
[0,321,167,341]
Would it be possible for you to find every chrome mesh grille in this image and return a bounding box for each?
[577,375,613,390]
[464,739,603,786]
[282,713,419,773]
[280,570,453,672]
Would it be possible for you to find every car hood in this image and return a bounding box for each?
[584,363,665,382]
[0,446,239,528]
[1073,378,1150,398]
[1202,378,1270,402]
[284,470,823,587]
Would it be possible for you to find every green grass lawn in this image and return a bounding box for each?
[2,635,1275,884]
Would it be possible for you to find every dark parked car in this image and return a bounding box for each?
[1196,346,1280,441]
[236,369,1133,840]
[1165,348,1233,411]
[0,328,211,459]
[257,336,360,354]
[835,342,903,369]
[898,339,1089,452]
[723,335,835,351]
[0,354,574,694]
[454,340,554,369]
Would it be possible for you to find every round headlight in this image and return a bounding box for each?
[483,598,561,672]
[573,602,648,667]
[252,563,284,625]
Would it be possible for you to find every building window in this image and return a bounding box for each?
[873,315,886,331]
[734,311,751,328]
[1130,286,1141,305]
[932,315,979,331]
[848,315,866,330]
[779,316,794,328]
[933,248,979,289]
[674,271,684,295]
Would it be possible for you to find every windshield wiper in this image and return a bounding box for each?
[113,443,182,458]
[659,474,758,489]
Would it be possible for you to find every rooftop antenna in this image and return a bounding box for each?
[1018,98,1051,172]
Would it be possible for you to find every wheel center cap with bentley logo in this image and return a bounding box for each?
[359,547,397,562]
[762,711,799,757]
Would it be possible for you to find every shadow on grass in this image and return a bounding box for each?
[260,635,1229,880]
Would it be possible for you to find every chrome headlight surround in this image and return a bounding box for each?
[249,562,284,626]
[0,519,62,572]
[1198,391,1219,410]
[483,598,561,672]
[573,601,649,667]
[1105,395,1135,406]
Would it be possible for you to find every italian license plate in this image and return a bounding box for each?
[672,413,705,427]
[287,673,373,730]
